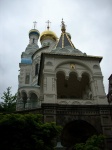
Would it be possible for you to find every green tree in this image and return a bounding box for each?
[0,113,62,150]
[74,135,105,150]
[0,87,17,112]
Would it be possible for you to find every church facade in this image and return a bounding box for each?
[16,20,112,149]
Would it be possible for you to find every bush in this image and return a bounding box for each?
[0,113,62,150]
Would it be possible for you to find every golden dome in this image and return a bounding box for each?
[40,30,58,42]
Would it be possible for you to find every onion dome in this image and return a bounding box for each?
[29,29,40,38]
[40,30,58,42]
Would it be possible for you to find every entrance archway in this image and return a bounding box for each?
[61,120,98,148]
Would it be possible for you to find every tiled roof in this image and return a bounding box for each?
[56,32,75,48]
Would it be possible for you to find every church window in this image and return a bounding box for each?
[25,75,30,84]
[93,65,99,69]
[46,61,52,66]
[35,64,39,76]
[33,38,35,43]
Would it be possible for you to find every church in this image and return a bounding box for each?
[16,20,112,149]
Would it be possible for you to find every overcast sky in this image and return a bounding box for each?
[0,0,112,100]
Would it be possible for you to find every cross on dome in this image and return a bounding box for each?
[61,18,66,32]
[33,21,37,29]
[46,20,51,30]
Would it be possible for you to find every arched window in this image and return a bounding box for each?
[35,64,39,76]
[25,74,30,84]
[93,65,99,69]
[33,38,35,43]
[57,71,66,99]
[46,61,52,66]
[21,91,27,108]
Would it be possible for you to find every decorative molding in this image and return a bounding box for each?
[52,78,55,91]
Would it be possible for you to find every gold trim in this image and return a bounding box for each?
[70,64,75,69]
[62,33,64,48]
[66,32,75,48]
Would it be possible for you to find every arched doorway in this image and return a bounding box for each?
[61,120,98,148]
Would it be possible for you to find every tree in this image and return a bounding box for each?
[74,135,105,150]
[0,87,17,112]
[0,113,62,150]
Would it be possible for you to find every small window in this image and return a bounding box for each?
[25,75,30,84]
[35,64,39,76]
[46,61,52,66]
[93,65,99,69]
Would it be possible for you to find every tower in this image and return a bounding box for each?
[17,20,112,149]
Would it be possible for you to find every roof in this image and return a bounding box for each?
[56,32,75,48]
[56,19,75,48]
[40,52,102,61]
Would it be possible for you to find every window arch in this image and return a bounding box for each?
[30,93,38,108]
[93,65,99,69]
[35,63,39,76]
[18,91,21,98]
[57,71,66,98]
[21,91,27,108]
[25,74,30,84]
[46,61,52,66]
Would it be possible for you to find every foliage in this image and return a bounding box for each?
[0,87,17,112]
[0,113,62,150]
[74,135,105,150]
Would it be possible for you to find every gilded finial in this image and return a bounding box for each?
[46,20,51,30]
[33,21,37,29]
[61,18,66,33]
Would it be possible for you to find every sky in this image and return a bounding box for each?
[0,0,112,100]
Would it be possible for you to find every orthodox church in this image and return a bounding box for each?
[16,20,112,149]
[17,20,108,110]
